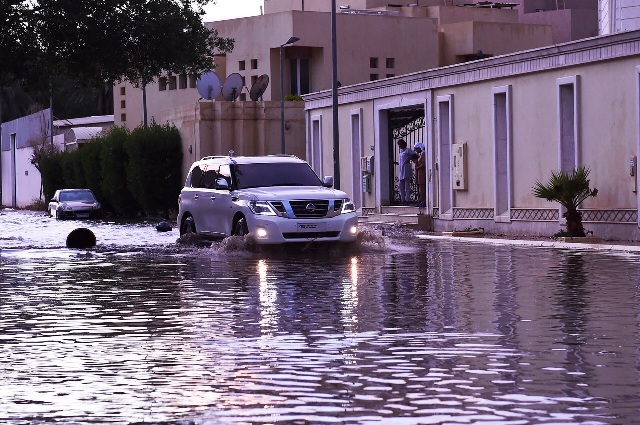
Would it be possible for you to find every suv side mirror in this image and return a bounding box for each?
[322,176,334,188]
[215,178,230,190]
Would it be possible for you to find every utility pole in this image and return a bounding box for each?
[331,0,341,189]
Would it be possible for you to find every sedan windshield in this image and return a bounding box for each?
[233,163,323,189]
[59,191,96,202]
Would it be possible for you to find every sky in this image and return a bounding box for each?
[202,0,265,22]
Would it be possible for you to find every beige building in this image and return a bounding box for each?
[303,29,640,241]
[112,1,591,173]
[116,0,596,129]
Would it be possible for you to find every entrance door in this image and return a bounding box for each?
[388,109,425,205]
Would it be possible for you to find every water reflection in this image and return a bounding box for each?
[1,210,640,424]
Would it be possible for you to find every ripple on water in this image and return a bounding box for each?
[1,210,639,424]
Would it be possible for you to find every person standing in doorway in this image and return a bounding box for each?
[397,139,414,204]
[413,142,426,208]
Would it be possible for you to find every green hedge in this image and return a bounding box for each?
[125,123,183,216]
[38,123,183,218]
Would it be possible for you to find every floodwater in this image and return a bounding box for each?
[1,209,639,425]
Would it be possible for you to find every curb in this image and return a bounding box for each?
[416,234,640,253]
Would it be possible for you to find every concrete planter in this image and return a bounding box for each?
[442,230,485,237]
[555,236,601,244]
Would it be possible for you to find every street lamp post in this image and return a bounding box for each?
[331,0,340,189]
[280,36,300,154]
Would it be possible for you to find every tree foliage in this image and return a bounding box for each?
[532,166,598,237]
[1,1,233,109]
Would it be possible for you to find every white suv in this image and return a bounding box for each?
[177,154,358,244]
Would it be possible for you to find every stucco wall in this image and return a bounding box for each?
[428,57,638,212]
[520,8,599,43]
[162,100,306,182]
[304,30,640,240]
[1,109,53,208]
[440,20,553,65]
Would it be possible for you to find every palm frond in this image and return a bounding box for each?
[532,166,597,211]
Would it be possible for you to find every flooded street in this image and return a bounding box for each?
[1,209,639,424]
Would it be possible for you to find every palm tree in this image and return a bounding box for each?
[532,166,598,237]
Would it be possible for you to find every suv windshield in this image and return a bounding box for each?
[233,163,323,189]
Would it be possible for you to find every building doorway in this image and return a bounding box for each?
[388,108,425,205]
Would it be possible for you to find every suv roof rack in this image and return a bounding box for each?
[199,156,227,161]
[199,154,300,161]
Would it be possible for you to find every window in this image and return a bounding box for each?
[189,75,197,88]
[120,86,126,96]
[241,76,246,86]
[370,57,378,68]
[289,58,310,95]
[386,74,395,78]
[386,58,395,68]
[169,75,177,90]
[179,74,187,89]
[120,113,126,122]
[251,59,258,69]
[557,76,579,172]
[251,75,258,86]
[370,74,379,81]
[437,95,454,218]
[120,100,126,108]
[159,76,167,91]
[350,109,363,208]
[239,60,246,70]
[493,85,512,222]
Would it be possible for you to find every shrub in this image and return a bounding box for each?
[78,137,104,203]
[125,123,183,217]
[100,126,140,216]
[284,94,303,101]
[38,149,65,203]
[532,166,598,237]
[61,149,85,189]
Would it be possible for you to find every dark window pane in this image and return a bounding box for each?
[300,59,310,95]
[289,59,298,95]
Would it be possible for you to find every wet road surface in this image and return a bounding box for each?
[1,209,639,424]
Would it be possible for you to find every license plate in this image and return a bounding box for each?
[297,223,326,232]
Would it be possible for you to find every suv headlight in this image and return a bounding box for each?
[341,199,356,214]
[60,203,71,211]
[248,201,277,216]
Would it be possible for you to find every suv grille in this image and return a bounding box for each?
[289,200,329,218]
[270,201,287,214]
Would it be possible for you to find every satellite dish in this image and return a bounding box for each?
[222,73,244,101]
[196,71,222,100]
[249,74,270,101]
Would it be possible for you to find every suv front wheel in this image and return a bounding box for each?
[180,216,196,236]
[233,217,248,236]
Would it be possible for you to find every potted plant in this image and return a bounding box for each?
[532,166,598,237]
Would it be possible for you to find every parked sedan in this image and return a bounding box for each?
[49,189,102,220]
